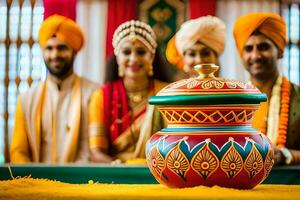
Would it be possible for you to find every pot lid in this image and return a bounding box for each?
[149,64,267,105]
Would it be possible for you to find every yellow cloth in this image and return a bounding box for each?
[10,75,98,164]
[125,158,147,165]
[252,101,268,133]
[39,14,84,52]
[0,178,299,200]
[233,12,286,56]
[166,16,226,68]
[9,98,32,163]
[252,76,285,143]
[88,89,109,150]
[10,77,81,164]
[166,36,185,68]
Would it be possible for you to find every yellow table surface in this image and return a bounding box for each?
[0,178,299,200]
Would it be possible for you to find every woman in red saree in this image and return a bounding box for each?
[88,20,170,163]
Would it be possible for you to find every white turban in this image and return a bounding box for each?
[175,16,226,56]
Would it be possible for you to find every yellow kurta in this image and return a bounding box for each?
[10,74,98,164]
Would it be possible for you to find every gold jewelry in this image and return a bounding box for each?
[113,20,157,55]
[148,65,154,77]
[127,89,148,104]
[118,65,125,77]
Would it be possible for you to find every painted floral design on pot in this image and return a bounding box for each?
[146,64,274,189]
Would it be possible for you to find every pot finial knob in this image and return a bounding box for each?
[194,64,219,80]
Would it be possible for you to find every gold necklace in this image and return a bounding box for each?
[127,89,148,104]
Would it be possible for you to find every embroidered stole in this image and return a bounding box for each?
[252,76,285,144]
[266,76,282,143]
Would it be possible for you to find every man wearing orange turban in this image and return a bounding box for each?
[233,12,300,166]
[39,14,84,52]
[10,15,98,164]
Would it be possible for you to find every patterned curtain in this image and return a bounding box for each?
[138,0,217,54]
[139,0,186,56]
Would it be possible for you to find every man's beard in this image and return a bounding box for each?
[45,59,73,78]
[247,58,276,80]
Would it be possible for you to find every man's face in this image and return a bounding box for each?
[43,37,75,78]
[242,34,279,80]
[183,42,218,77]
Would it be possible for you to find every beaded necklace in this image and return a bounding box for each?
[276,76,290,147]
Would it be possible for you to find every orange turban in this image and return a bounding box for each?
[233,12,286,56]
[165,36,185,68]
[39,14,84,52]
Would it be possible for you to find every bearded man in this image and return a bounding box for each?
[233,12,300,165]
[10,15,98,164]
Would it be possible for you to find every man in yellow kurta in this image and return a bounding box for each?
[233,13,300,165]
[10,15,98,164]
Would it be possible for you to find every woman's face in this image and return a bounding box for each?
[183,42,218,77]
[116,38,154,80]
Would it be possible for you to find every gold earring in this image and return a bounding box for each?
[148,65,153,77]
[118,65,125,77]
[183,64,190,73]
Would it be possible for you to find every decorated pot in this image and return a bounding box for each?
[146,64,274,189]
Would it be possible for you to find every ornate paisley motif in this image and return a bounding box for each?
[150,7,172,22]
[244,145,264,179]
[147,147,165,177]
[264,145,274,177]
[191,144,219,179]
[146,134,272,189]
[236,80,251,89]
[187,79,201,89]
[221,144,243,179]
[225,80,249,89]
[166,145,190,180]
[202,79,224,89]
[152,24,172,41]
[226,80,238,88]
